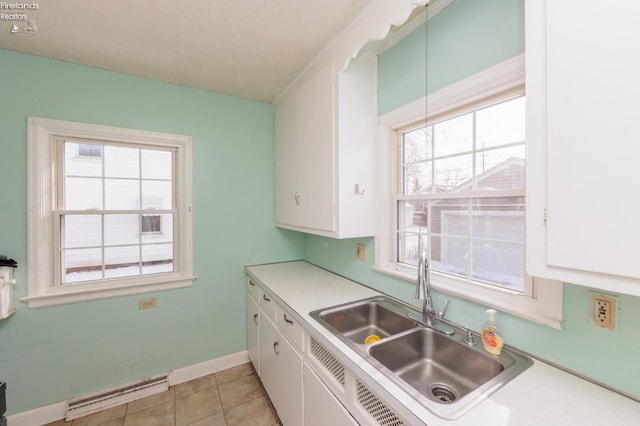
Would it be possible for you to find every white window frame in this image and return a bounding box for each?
[25,117,195,308]
[374,54,564,328]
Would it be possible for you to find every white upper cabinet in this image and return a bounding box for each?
[275,61,337,234]
[274,53,377,238]
[274,0,428,238]
[526,0,640,296]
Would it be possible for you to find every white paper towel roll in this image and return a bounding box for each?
[0,267,15,319]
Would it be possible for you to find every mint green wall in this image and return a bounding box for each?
[378,0,525,115]
[0,49,303,414]
[306,0,640,400]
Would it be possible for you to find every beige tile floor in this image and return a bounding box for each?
[44,363,281,426]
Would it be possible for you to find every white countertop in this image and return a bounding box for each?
[246,261,640,425]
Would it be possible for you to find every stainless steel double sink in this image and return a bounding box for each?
[310,296,533,419]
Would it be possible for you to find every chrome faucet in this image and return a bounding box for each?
[415,250,434,326]
[416,251,449,327]
[413,250,476,345]
[415,250,451,327]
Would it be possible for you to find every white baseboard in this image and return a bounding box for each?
[7,350,250,426]
[6,401,67,426]
[168,350,249,386]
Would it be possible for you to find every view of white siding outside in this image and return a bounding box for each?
[397,96,526,292]
[61,141,174,284]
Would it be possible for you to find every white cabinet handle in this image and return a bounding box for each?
[294,192,301,205]
[273,340,280,355]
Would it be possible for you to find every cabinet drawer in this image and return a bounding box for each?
[247,277,259,300]
[259,290,277,321]
[277,307,304,352]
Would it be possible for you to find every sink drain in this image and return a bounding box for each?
[431,385,457,404]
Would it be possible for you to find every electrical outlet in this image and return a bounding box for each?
[139,297,157,310]
[356,243,367,261]
[590,292,617,330]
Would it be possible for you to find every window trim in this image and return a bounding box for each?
[26,117,195,308]
[374,54,564,329]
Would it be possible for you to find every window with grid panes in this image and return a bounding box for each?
[60,139,175,283]
[396,96,526,292]
[26,118,194,307]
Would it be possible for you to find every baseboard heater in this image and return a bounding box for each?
[65,375,168,421]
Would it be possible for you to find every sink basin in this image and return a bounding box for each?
[310,296,533,420]
[310,296,418,345]
[368,327,507,403]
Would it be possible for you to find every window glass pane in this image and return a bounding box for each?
[105,179,140,210]
[476,146,525,190]
[404,161,431,195]
[397,200,429,266]
[141,181,172,209]
[64,142,102,177]
[104,214,139,246]
[476,97,525,149]
[63,215,102,249]
[142,243,173,274]
[141,149,172,180]
[431,235,468,278]
[433,199,469,237]
[399,200,430,233]
[471,197,525,243]
[105,146,139,178]
[104,246,140,279]
[398,232,421,266]
[63,247,103,283]
[410,200,429,231]
[433,113,473,158]
[434,154,472,190]
[65,177,103,210]
[141,215,161,233]
[403,127,429,164]
[78,143,103,158]
[142,214,173,244]
[471,241,524,292]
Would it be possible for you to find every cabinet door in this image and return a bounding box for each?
[304,363,358,426]
[295,61,336,232]
[274,90,299,227]
[247,295,260,376]
[259,314,303,426]
[545,1,640,280]
[526,0,640,295]
[259,313,278,396]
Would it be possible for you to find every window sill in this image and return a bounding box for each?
[21,275,196,308]
[372,263,563,329]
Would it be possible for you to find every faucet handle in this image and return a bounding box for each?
[438,299,450,318]
[464,329,477,346]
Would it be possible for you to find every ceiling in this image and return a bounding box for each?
[0,0,373,103]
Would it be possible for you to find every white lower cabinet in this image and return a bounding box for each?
[259,309,303,426]
[247,278,412,425]
[304,362,359,426]
[247,294,260,376]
